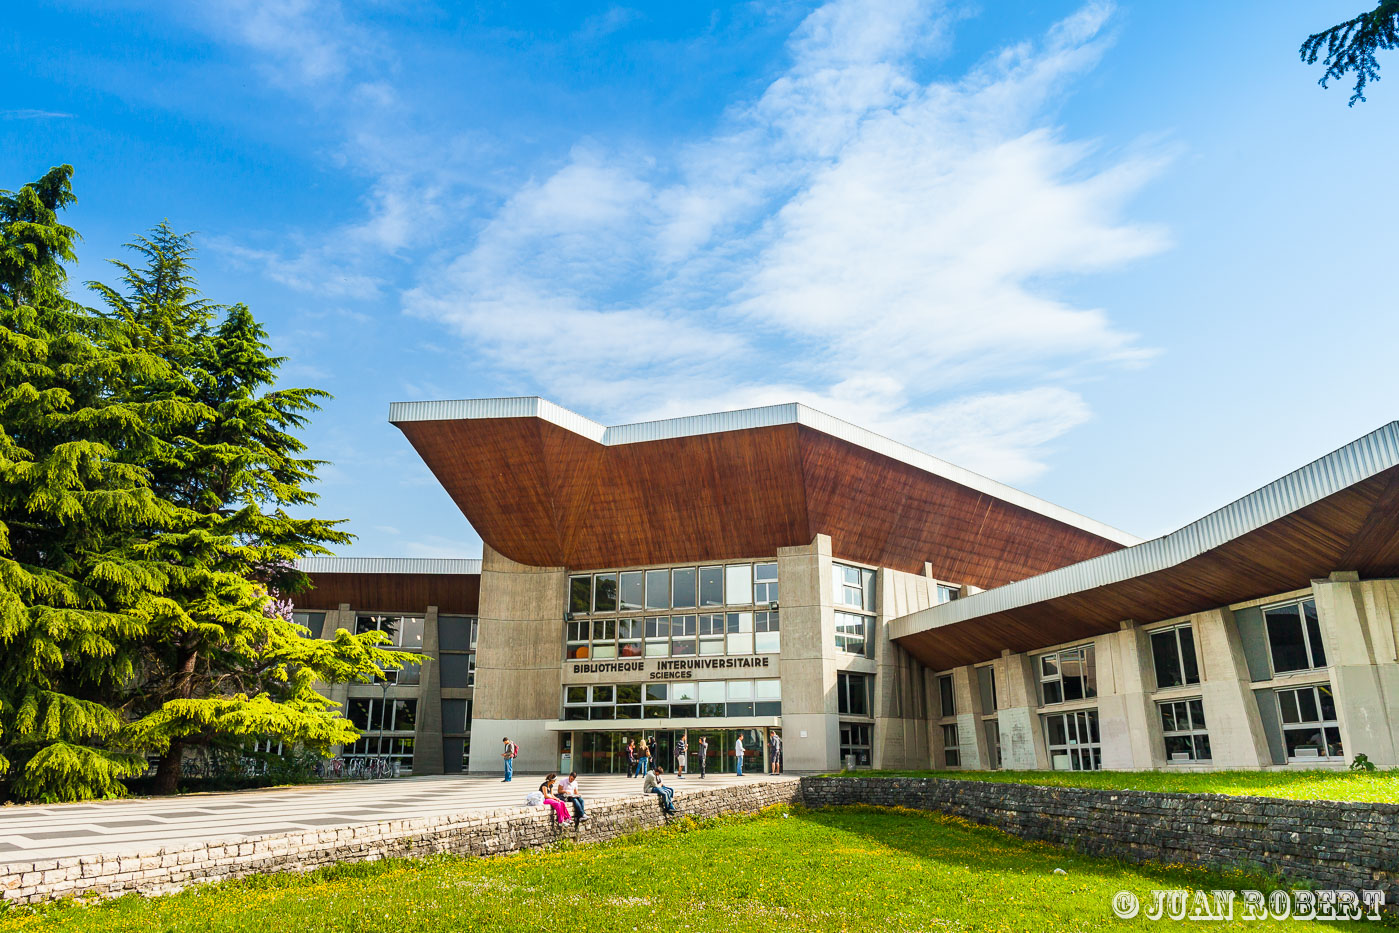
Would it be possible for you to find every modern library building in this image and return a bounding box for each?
[292,398,1399,776]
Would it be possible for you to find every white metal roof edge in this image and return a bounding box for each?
[294,557,483,575]
[388,396,1140,546]
[890,420,1399,642]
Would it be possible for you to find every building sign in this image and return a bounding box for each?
[566,656,775,682]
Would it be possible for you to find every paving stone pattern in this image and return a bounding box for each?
[1,777,802,905]
[802,777,1399,903]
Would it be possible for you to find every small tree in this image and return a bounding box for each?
[1301,1,1399,104]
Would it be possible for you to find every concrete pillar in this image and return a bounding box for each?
[467,545,568,775]
[1108,621,1158,769]
[1193,607,1273,768]
[996,650,1048,769]
[776,536,833,772]
[413,606,445,775]
[1314,574,1399,767]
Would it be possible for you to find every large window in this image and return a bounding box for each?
[347,698,418,734]
[839,722,872,767]
[754,563,779,604]
[837,672,871,716]
[1265,598,1327,674]
[833,563,877,611]
[1151,623,1200,688]
[564,679,781,720]
[569,564,778,614]
[942,724,960,767]
[357,615,424,684]
[976,665,997,712]
[935,584,960,604]
[292,611,325,637]
[937,674,956,718]
[1044,709,1101,771]
[1159,698,1211,762]
[1039,644,1097,705]
[1277,683,1343,760]
[834,611,872,657]
[984,721,1002,769]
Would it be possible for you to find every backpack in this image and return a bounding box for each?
[510,742,520,759]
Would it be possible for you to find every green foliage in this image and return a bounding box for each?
[0,807,1360,932]
[1350,752,1378,772]
[1301,0,1399,105]
[0,168,416,802]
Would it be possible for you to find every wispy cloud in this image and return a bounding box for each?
[402,0,1168,482]
[2,109,75,119]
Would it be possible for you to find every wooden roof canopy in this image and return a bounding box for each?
[388,397,1137,587]
[891,422,1399,671]
[294,558,482,614]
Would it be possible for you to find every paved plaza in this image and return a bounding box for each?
[0,771,791,866]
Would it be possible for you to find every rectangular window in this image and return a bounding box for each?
[698,613,725,655]
[618,618,643,658]
[292,611,325,636]
[669,614,696,656]
[565,620,589,659]
[754,562,779,604]
[593,574,618,613]
[672,568,697,608]
[698,680,725,718]
[984,720,1002,769]
[833,563,876,611]
[389,699,417,731]
[834,610,871,657]
[645,615,671,657]
[726,679,754,716]
[590,619,616,659]
[1044,709,1101,771]
[938,674,956,718]
[1159,697,1211,762]
[837,671,870,716]
[569,576,591,615]
[839,722,872,767]
[725,564,753,606]
[619,571,644,611]
[754,610,780,654]
[699,566,724,607]
[942,724,960,767]
[977,666,997,713]
[645,569,670,610]
[1277,683,1343,760]
[935,584,960,604]
[1265,598,1327,674]
[1039,644,1097,705]
[725,611,753,655]
[355,615,424,650]
[466,653,476,687]
[755,678,781,716]
[1151,623,1201,688]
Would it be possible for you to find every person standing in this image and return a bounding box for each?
[697,736,708,779]
[637,737,650,776]
[502,736,517,782]
[675,731,688,779]
[734,733,745,777]
[557,771,587,823]
[626,738,638,778]
[769,730,782,774]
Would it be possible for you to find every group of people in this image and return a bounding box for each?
[504,728,785,824]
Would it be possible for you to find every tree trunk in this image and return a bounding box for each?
[153,739,185,795]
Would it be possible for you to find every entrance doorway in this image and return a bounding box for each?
[565,728,769,775]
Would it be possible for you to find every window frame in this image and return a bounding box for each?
[1158,697,1211,762]
[1263,597,1328,676]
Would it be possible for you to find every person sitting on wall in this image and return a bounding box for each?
[536,774,573,824]
[557,771,587,823]
[643,765,678,815]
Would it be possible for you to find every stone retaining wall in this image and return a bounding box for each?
[2,777,802,905]
[801,776,1399,902]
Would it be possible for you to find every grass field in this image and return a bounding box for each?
[824,768,1399,803]
[1,805,1390,932]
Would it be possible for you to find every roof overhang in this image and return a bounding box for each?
[891,422,1399,670]
[292,557,481,614]
[388,397,1138,583]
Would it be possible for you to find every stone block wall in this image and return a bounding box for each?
[801,777,1399,902]
[2,778,801,906]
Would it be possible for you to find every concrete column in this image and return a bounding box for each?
[1314,574,1399,767]
[467,545,568,775]
[996,650,1048,769]
[1193,607,1273,768]
[413,606,445,775]
[776,536,832,772]
[953,665,983,769]
[1107,621,1158,769]
[873,566,934,770]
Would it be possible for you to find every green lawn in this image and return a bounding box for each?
[821,769,1399,804]
[2,806,1389,932]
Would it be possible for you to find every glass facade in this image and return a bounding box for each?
[1151,623,1200,688]
[563,679,781,721]
[1265,598,1327,674]
[1277,683,1343,760]
[1038,644,1097,705]
[1045,709,1101,771]
[1159,698,1211,762]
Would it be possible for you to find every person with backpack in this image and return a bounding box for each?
[502,736,518,782]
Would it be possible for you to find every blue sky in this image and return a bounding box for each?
[6,0,1397,558]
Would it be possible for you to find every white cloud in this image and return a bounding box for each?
[400,0,1168,483]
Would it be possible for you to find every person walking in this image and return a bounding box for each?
[626,738,638,778]
[502,736,517,782]
[642,765,677,814]
[734,733,745,777]
[637,737,651,776]
[557,771,587,823]
[697,736,708,779]
[675,731,688,779]
[769,730,782,775]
